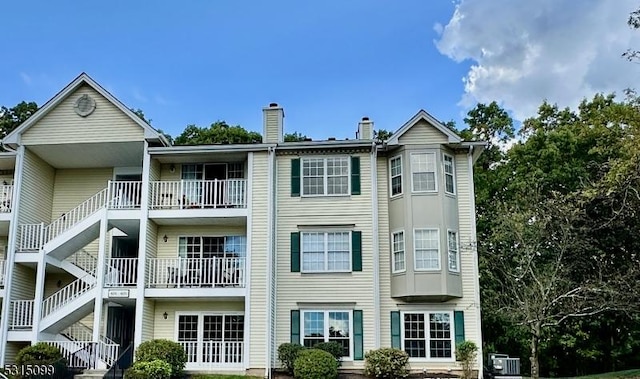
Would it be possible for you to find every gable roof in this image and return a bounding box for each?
[387,109,462,145]
[3,72,169,146]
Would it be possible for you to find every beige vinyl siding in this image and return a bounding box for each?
[142,299,156,342]
[21,85,144,145]
[10,264,35,300]
[264,109,282,143]
[0,174,14,184]
[43,273,76,298]
[4,342,29,364]
[147,220,158,259]
[398,120,449,145]
[275,153,375,368]
[18,148,55,225]
[51,168,113,221]
[150,160,161,181]
[249,152,269,368]
[159,163,181,181]
[155,225,246,260]
[152,301,244,340]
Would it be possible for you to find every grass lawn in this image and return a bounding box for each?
[570,370,640,379]
[190,375,263,379]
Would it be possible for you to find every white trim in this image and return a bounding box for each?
[388,155,403,198]
[386,109,462,146]
[410,152,438,194]
[134,141,151,349]
[113,166,143,180]
[300,230,352,273]
[400,310,456,363]
[300,156,351,197]
[300,309,354,361]
[443,153,456,196]
[370,145,380,348]
[413,228,441,271]
[244,152,253,371]
[446,229,460,273]
[468,147,484,376]
[391,230,406,274]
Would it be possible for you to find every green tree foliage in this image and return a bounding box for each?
[284,132,309,142]
[374,129,393,142]
[0,101,38,138]
[174,121,261,145]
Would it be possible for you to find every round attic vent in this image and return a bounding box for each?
[74,94,96,117]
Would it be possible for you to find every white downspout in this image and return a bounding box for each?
[467,146,484,378]
[134,142,152,350]
[265,146,276,379]
[370,143,381,348]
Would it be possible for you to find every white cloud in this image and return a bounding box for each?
[131,87,147,102]
[436,0,640,121]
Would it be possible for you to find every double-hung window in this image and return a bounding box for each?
[447,231,459,272]
[389,156,403,196]
[414,229,440,270]
[302,310,351,358]
[302,157,349,196]
[392,231,405,273]
[443,154,455,195]
[411,153,437,192]
[403,312,453,359]
[301,232,350,272]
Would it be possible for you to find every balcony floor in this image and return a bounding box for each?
[144,287,246,299]
[148,210,247,225]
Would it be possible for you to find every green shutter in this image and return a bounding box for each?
[454,311,465,345]
[354,310,364,360]
[391,311,401,349]
[291,310,300,344]
[291,158,301,196]
[291,232,300,272]
[352,231,362,272]
[351,156,361,195]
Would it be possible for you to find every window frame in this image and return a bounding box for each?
[300,231,352,273]
[410,152,438,193]
[301,156,351,197]
[443,154,456,195]
[389,155,403,197]
[301,309,354,360]
[391,230,406,273]
[177,235,247,259]
[400,311,455,362]
[413,228,441,271]
[447,230,460,273]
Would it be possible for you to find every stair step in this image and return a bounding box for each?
[73,369,109,378]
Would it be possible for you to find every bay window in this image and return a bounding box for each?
[411,152,436,192]
[414,229,440,270]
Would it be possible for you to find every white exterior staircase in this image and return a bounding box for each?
[43,322,119,369]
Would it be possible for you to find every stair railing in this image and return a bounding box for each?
[41,270,96,318]
[44,188,109,243]
[65,249,99,274]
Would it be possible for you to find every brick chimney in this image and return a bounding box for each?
[357,116,374,140]
[263,103,284,143]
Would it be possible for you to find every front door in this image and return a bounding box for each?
[106,306,135,348]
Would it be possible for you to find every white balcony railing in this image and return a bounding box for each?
[180,341,243,365]
[0,184,12,213]
[10,300,34,329]
[149,179,247,210]
[104,258,138,287]
[108,181,142,209]
[146,257,245,289]
[65,249,98,273]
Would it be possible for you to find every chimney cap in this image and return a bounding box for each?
[269,102,279,108]
[328,137,336,141]
[361,116,370,121]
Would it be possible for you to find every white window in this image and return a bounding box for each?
[389,156,403,196]
[177,313,244,365]
[444,154,455,194]
[392,231,405,273]
[411,153,437,192]
[403,312,453,360]
[302,310,351,358]
[414,229,440,270]
[301,232,351,272]
[302,157,349,196]
[447,231,459,272]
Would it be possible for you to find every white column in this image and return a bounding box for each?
[92,211,109,342]
[370,144,381,348]
[134,142,152,349]
[243,152,253,370]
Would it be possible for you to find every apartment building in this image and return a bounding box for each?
[0,73,484,377]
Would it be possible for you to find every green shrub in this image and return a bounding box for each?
[277,342,304,374]
[364,348,410,379]
[456,340,478,379]
[15,342,68,379]
[293,348,338,379]
[135,339,186,378]
[125,359,172,379]
[313,341,344,360]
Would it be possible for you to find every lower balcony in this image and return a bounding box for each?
[180,340,243,370]
[145,257,246,298]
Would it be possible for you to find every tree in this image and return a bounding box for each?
[0,101,38,138]
[130,108,151,125]
[373,129,393,142]
[624,7,640,61]
[174,121,261,145]
[284,132,308,142]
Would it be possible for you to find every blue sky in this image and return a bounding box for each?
[1,1,639,141]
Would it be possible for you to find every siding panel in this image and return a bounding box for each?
[50,168,113,221]
[22,85,144,145]
[18,149,54,225]
[398,120,449,145]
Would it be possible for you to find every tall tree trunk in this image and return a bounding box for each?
[530,322,541,379]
